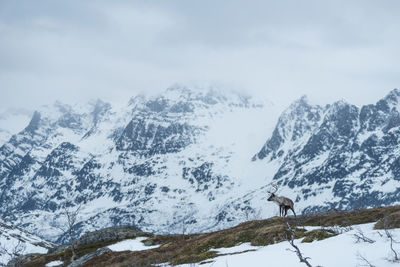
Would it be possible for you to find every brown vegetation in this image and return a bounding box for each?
[22,205,400,267]
[374,211,400,230]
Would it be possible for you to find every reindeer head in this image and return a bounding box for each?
[267,183,278,201]
[267,193,275,201]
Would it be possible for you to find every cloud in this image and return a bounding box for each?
[0,0,399,110]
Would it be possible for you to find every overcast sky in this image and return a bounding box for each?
[1,0,399,110]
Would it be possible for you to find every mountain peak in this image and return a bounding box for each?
[286,95,312,112]
[331,99,350,108]
[383,88,400,103]
[298,94,308,102]
[24,111,41,133]
[374,88,400,112]
[292,95,308,105]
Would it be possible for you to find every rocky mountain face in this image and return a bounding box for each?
[0,85,399,244]
[252,89,400,213]
[0,85,273,243]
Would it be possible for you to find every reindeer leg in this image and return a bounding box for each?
[284,206,288,217]
[290,207,296,217]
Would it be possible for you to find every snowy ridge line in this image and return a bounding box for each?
[0,86,400,245]
[0,84,277,243]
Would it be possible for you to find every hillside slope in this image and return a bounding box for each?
[21,205,400,267]
[0,220,55,266]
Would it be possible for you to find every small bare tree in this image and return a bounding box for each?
[243,206,252,221]
[0,240,26,267]
[383,228,399,262]
[173,202,197,239]
[285,221,313,267]
[376,215,400,263]
[53,203,82,263]
[352,228,375,267]
[353,228,375,244]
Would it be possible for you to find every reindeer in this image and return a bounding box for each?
[267,184,296,217]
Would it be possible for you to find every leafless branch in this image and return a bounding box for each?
[384,228,399,262]
[52,202,82,263]
[380,215,400,263]
[328,225,352,234]
[0,240,26,266]
[356,252,376,267]
[353,228,375,244]
[285,221,313,267]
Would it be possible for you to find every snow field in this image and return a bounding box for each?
[177,223,400,267]
[45,260,64,267]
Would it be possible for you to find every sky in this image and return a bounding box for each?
[0,0,399,110]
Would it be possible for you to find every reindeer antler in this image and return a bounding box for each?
[267,183,278,194]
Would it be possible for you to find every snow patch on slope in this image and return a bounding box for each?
[107,237,160,252]
[177,223,400,267]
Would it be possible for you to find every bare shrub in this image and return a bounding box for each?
[356,252,376,267]
[285,220,313,267]
[0,240,26,266]
[374,215,400,263]
[353,228,375,244]
[52,203,82,263]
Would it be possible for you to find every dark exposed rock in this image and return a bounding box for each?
[116,118,201,156]
[67,247,111,267]
[254,96,323,161]
[24,111,41,133]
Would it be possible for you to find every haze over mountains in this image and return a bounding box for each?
[0,85,399,243]
[0,108,32,146]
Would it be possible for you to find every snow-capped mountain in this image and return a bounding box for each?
[1,85,400,244]
[0,85,277,242]
[0,220,54,266]
[178,89,400,230]
[251,89,400,213]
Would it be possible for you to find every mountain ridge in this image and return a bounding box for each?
[0,86,399,244]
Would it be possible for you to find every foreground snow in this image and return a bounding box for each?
[45,260,63,267]
[177,223,400,267]
[107,237,160,252]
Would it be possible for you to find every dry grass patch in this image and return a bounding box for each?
[21,205,400,267]
[301,229,337,243]
[374,211,400,230]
